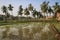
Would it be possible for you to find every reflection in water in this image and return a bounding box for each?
[0,23,56,40]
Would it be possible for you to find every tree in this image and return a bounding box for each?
[41,1,49,13]
[41,1,49,17]
[53,2,60,13]
[33,9,42,18]
[53,2,60,18]
[48,6,53,13]
[8,4,13,19]
[1,5,8,21]
[48,6,53,16]
[32,9,37,17]
[18,5,23,16]
[8,4,13,14]
[24,8,30,17]
[28,4,33,11]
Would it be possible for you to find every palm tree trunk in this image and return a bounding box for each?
[3,15,6,21]
[18,15,21,21]
[44,13,46,18]
[4,13,7,22]
[11,11,13,15]
[10,11,13,20]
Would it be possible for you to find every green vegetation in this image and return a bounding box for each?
[0,22,60,40]
[0,1,60,40]
[0,1,60,21]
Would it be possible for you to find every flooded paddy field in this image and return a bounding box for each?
[0,22,60,40]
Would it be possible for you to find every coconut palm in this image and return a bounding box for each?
[8,4,13,14]
[53,2,60,13]
[41,1,49,17]
[8,4,13,19]
[1,5,8,21]
[28,4,33,17]
[48,6,53,16]
[33,9,42,18]
[24,8,30,17]
[48,6,53,13]
[18,5,23,16]
[53,2,60,18]
[28,4,33,11]
[32,9,37,17]
[41,1,48,13]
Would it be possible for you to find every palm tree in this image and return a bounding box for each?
[8,4,13,19]
[41,1,49,17]
[32,9,37,18]
[24,8,30,17]
[1,5,8,21]
[33,9,41,18]
[48,6,53,16]
[18,5,23,16]
[53,2,60,18]
[28,4,33,17]
[28,4,33,11]
[8,4,13,14]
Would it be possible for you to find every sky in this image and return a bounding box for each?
[0,0,60,16]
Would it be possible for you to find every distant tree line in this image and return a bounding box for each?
[0,1,60,21]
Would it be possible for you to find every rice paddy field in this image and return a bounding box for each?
[0,21,60,40]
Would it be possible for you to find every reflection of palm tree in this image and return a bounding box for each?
[24,8,30,17]
[18,5,23,16]
[1,5,8,21]
[53,2,60,18]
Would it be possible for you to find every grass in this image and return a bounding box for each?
[0,21,60,40]
[0,20,60,32]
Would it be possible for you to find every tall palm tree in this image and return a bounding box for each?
[24,8,30,17]
[18,5,23,16]
[28,4,33,11]
[48,6,53,16]
[53,2,60,13]
[8,4,13,19]
[33,9,41,18]
[28,4,33,17]
[48,6,53,13]
[1,5,8,21]
[41,1,49,17]
[53,2,60,18]
[32,9,37,17]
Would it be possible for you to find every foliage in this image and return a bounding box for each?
[41,1,49,13]
[18,5,23,15]
[2,5,8,13]
[28,4,33,11]
[48,6,53,13]
[8,4,13,11]
[53,2,60,13]
[24,8,30,15]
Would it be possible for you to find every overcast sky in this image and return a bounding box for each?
[0,0,60,16]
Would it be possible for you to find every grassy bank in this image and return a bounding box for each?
[0,21,60,40]
[0,20,60,32]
